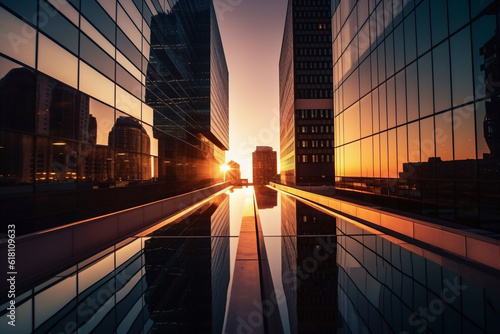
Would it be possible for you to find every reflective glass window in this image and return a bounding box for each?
[119,0,142,31]
[448,0,469,34]
[404,11,417,65]
[80,18,115,59]
[117,4,142,51]
[373,133,381,177]
[416,0,431,56]
[79,61,115,107]
[408,121,420,163]
[371,51,378,89]
[380,131,388,178]
[97,0,116,21]
[360,93,372,137]
[433,41,451,113]
[34,137,79,186]
[80,33,115,80]
[420,116,435,163]
[472,14,496,100]
[396,70,406,126]
[0,56,36,133]
[434,111,453,161]
[475,102,490,159]
[387,77,396,128]
[388,129,397,178]
[361,137,373,177]
[430,0,447,46]
[117,28,142,71]
[450,27,473,107]
[343,69,359,108]
[0,7,36,67]
[406,62,418,122]
[397,125,408,175]
[394,24,404,72]
[344,141,360,177]
[453,107,476,160]
[379,83,387,131]
[372,87,380,133]
[378,42,386,83]
[46,0,79,26]
[88,98,115,146]
[116,85,141,120]
[81,0,116,44]
[37,33,78,88]
[385,32,395,78]
[39,1,78,54]
[343,102,360,144]
[418,52,433,117]
[0,130,34,186]
[471,0,495,19]
[359,58,371,98]
[116,64,142,100]
[0,0,37,24]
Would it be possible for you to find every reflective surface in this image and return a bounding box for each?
[332,0,500,230]
[0,0,229,235]
[2,186,499,333]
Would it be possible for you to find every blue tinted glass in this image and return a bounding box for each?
[416,0,431,56]
[0,0,37,24]
[433,41,451,112]
[448,0,469,34]
[404,12,416,65]
[81,0,116,44]
[471,0,495,19]
[450,27,473,107]
[430,0,447,46]
[39,1,78,54]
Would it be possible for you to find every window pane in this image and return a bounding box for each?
[396,70,406,125]
[373,133,381,177]
[430,0,447,46]
[359,57,371,98]
[0,56,36,133]
[448,0,469,34]
[81,0,116,43]
[472,14,496,100]
[420,116,435,163]
[0,0,37,24]
[380,131,388,178]
[434,111,453,161]
[397,125,408,176]
[433,41,451,113]
[79,61,115,106]
[116,85,141,120]
[406,62,418,122]
[385,32,395,78]
[416,0,431,56]
[88,98,115,146]
[39,1,78,54]
[387,76,396,128]
[343,102,360,143]
[418,52,433,117]
[453,107,476,160]
[80,33,115,80]
[0,7,36,67]
[394,23,404,72]
[408,121,420,163]
[361,137,373,177]
[371,51,378,89]
[476,102,490,159]
[378,41,386,83]
[360,93,372,137]
[450,27,473,107]
[37,33,78,88]
[0,130,34,186]
[404,11,416,65]
[372,87,380,133]
[344,141,360,177]
[379,83,387,131]
[389,128,397,178]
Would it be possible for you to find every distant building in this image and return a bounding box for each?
[279,0,334,186]
[252,146,277,185]
[226,160,241,184]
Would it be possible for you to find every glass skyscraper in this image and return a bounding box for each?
[0,0,229,235]
[332,0,500,230]
[279,0,335,186]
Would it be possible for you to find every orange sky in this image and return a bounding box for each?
[215,0,288,181]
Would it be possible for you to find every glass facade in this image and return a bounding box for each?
[280,0,335,186]
[0,0,229,235]
[252,146,278,185]
[332,0,500,230]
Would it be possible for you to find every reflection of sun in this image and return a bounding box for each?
[246,186,254,195]
[220,164,230,172]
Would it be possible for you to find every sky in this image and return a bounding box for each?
[214,0,288,181]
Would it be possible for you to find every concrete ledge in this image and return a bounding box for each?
[269,182,500,271]
[0,182,230,292]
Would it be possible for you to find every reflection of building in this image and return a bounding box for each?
[0,0,229,234]
[279,0,334,186]
[144,197,229,333]
[226,160,241,184]
[281,194,337,333]
[108,116,151,182]
[332,1,500,230]
[252,146,277,185]
[254,186,278,209]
